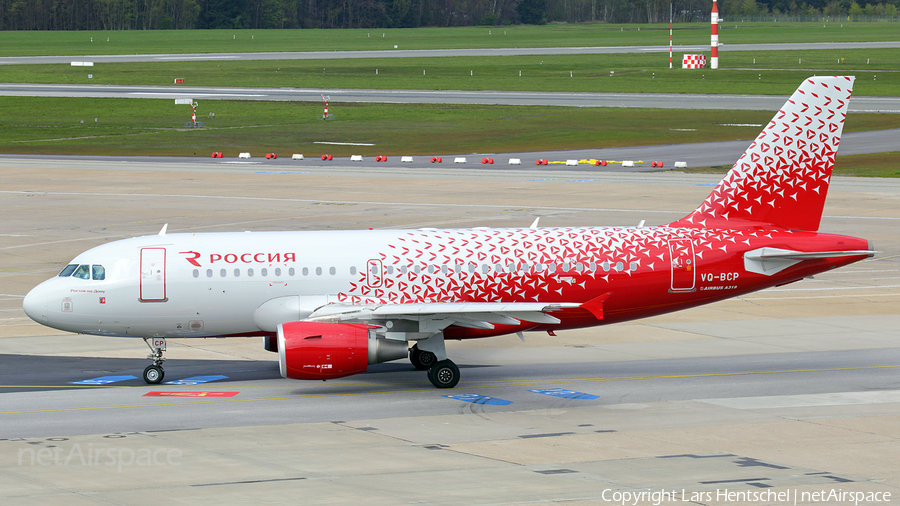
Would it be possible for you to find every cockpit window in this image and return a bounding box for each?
[72,265,91,279]
[92,265,105,281]
[58,264,78,277]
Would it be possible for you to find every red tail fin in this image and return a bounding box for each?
[671,76,855,231]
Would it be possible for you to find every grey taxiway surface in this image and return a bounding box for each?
[2,41,899,65]
[0,156,898,505]
[4,83,900,113]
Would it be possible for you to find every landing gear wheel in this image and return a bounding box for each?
[427,359,460,389]
[409,344,437,371]
[143,365,164,384]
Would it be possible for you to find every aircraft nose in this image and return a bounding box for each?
[23,283,50,324]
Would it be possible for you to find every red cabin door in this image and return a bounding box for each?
[668,239,696,292]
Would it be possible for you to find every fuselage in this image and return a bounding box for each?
[23,225,870,340]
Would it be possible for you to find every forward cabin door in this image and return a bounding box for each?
[668,239,696,292]
[140,247,167,302]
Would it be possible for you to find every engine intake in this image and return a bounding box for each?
[277,321,409,380]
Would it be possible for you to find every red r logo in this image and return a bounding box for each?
[180,251,202,267]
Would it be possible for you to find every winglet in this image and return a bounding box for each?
[158,223,168,236]
[530,217,540,229]
[580,292,611,320]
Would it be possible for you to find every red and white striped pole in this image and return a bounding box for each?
[711,0,719,69]
[321,94,329,119]
[669,1,673,69]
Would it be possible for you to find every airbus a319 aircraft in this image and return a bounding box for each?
[24,76,874,388]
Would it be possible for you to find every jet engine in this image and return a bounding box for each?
[277,321,409,380]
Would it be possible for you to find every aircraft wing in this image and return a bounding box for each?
[306,295,609,331]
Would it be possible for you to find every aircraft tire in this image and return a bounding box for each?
[143,365,164,384]
[409,344,437,370]
[427,360,460,389]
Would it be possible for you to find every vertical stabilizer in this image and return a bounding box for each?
[671,76,855,231]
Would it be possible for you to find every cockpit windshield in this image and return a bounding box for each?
[58,264,105,280]
[72,265,90,279]
[58,264,78,277]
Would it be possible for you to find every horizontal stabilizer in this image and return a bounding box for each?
[744,247,875,276]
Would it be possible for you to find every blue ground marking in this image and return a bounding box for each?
[70,375,137,385]
[443,393,513,406]
[163,375,228,386]
[567,180,595,183]
[529,388,599,400]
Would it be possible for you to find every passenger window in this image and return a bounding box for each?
[349,266,357,275]
[92,265,105,280]
[234,268,241,277]
[316,267,322,276]
[303,267,309,276]
[58,264,78,277]
[275,268,282,276]
[329,266,336,275]
[220,269,227,277]
[72,265,90,279]
[261,268,268,277]
[206,269,213,278]
[248,268,254,277]
[289,268,295,276]
[193,269,200,278]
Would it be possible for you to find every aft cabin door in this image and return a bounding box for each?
[140,248,167,302]
[668,239,696,292]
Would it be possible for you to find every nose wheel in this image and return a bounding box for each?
[143,364,164,384]
[142,337,166,384]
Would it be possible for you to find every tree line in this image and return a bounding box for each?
[0,0,896,30]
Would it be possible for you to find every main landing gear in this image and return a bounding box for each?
[410,335,460,389]
[142,337,166,384]
[409,344,437,370]
[427,360,460,389]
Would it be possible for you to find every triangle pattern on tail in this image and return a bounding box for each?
[671,76,855,232]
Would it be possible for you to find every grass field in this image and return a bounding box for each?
[0,23,897,175]
[3,97,898,160]
[672,152,900,177]
[5,49,899,96]
[1,23,899,56]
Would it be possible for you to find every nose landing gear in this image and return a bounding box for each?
[142,337,166,384]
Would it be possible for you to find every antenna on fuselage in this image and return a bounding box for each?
[637,220,645,228]
[158,223,168,236]
[530,217,540,229]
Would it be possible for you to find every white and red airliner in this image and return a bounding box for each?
[24,76,874,388]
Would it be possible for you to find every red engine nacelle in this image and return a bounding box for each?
[277,322,408,380]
